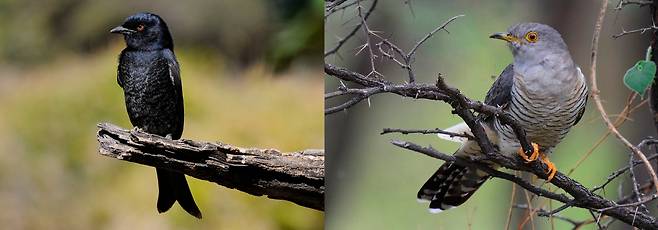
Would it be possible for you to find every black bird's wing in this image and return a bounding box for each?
[117,50,127,88]
[480,64,514,122]
[161,48,185,139]
[161,49,182,91]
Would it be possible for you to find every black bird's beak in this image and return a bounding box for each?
[489,32,518,43]
[110,26,136,35]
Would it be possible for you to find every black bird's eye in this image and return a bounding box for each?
[136,24,145,32]
[524,31,539,43]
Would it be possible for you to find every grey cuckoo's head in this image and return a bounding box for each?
[489,23,569,62]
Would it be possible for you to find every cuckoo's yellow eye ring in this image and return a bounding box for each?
[524,31,539,43]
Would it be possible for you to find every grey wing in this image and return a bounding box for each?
[480,64,514,121]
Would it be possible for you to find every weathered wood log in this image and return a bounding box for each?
[96,123,324,211]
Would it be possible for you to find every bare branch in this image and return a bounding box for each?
[404,15,465,82]
[325,0,357,18]
[96,123,324,211]
[324,64,449,114]
[391,140,658,229]
[598,194,658,212]
[615,0,653,10]
[588,0,658,193]
[368,15,464,83]
[591,139,658,193]
[355,0,381,78]
[381,127,474,140]
[407,15,465,61]
[390,140,570,203]
[513,204,592,228]
[613,25,658,38]
[324,0,378,57]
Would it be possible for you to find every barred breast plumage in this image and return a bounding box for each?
[418,23,588,213]
[494,68,588,155]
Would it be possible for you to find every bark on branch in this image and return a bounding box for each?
[96,123,324,211]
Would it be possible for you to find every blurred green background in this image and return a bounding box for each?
[0,0,323,229]
[326,1,651,229]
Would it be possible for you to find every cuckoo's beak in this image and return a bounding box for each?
[489,32,518,43]
[110,26,136,35]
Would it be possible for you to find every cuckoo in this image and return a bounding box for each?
[417,23,588,213]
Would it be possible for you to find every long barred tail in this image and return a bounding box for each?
[417,162,490,213]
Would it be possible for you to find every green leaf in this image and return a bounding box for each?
[623,60,657,96]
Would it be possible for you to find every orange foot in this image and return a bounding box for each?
[517,143,557,181]
[540,154,557,182]
[517,143,540,162]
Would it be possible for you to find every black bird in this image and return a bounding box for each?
[110,12,201,219]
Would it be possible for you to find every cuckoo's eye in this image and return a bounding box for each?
[524,31,539,43]
[136,24,145,32]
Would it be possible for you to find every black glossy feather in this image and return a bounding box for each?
[113,12,200,219]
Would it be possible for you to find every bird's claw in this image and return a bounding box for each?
[540,154,557,182]
[517,142,540,162]
[517,143,556,181]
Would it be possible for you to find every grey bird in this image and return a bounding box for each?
[417,23,588,213]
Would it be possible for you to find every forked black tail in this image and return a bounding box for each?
[156,169,202,218]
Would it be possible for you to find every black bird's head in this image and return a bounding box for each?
[110,12,173,51]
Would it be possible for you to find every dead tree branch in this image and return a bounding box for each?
[390,140,658,229]
[96,123,324,211]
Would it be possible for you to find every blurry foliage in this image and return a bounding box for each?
[0,0,323,229]
[0,48,323,229]
[267,0,323,72]
[0,0,322,71]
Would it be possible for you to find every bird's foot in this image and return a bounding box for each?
[517,142,540,162]
[517,143,556,181]
[540,154,557,182]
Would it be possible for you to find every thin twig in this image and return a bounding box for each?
[598,194,658,212]
[325,0,357,18]
[404,15,464,82]
[615,0,654,10]
[505,183,517,230]
[355,0,381,78]
[613,25,658,38]
[589,0,658,193]
[514,204,590,228]
[381,127,474,139]
[324,0,378,57]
